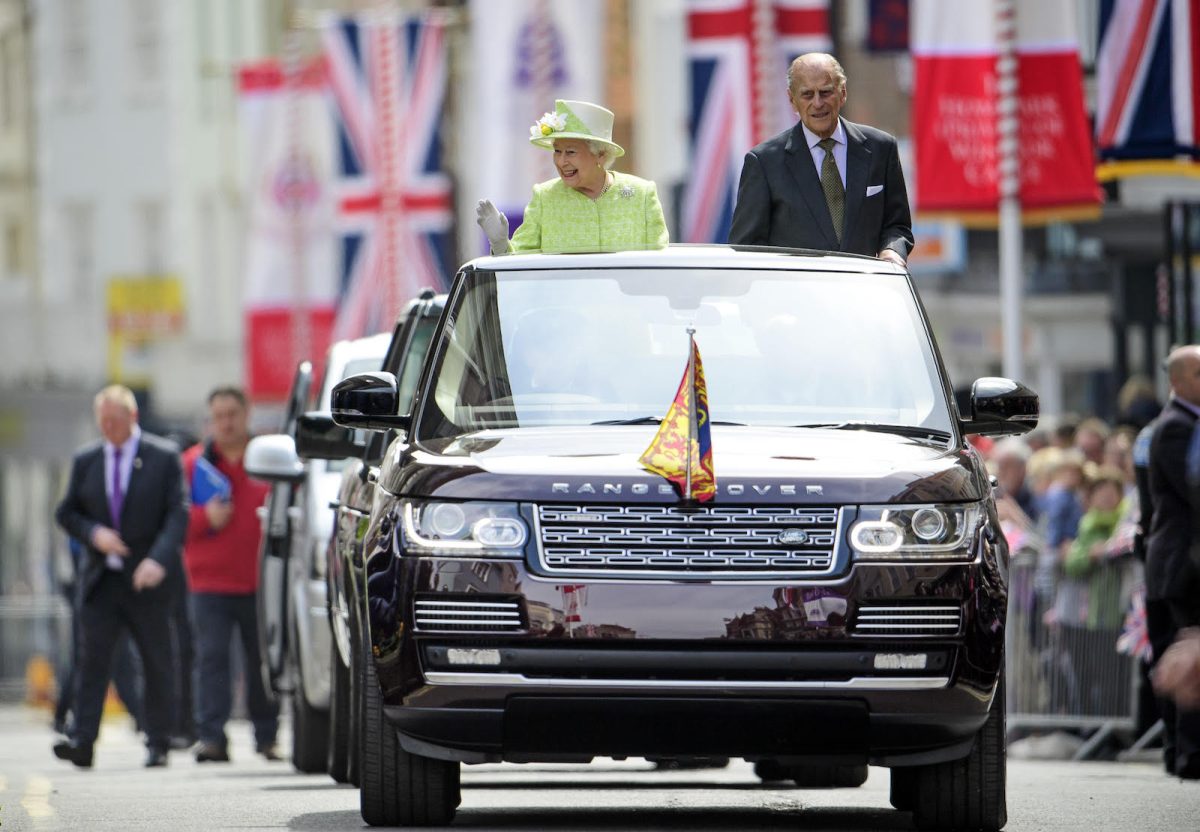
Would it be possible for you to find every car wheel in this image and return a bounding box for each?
[358,623,460,827]
[753,759,790,783]
[290,632,330,774]
[909,675,1006,831]
[889,765,917,811]
[347,597,362,787]
[788,763,868,788]
[327,626,351,783]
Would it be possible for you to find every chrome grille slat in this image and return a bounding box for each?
[537,504,840,578]
[414,599,524,632]
[852,604,963,637]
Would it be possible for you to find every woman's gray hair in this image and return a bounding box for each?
[586,140,616,169]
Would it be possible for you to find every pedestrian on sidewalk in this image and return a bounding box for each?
[52,385,188,769]
[182,386,278,763]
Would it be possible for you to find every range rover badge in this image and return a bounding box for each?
[776,529,810,546]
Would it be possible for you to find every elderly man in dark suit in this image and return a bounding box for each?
[1146,345,1200,779]
[53,385,188,769]
[729,53,913,265]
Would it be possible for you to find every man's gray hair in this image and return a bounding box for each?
[94,384,138,414]
[787,53,847,92]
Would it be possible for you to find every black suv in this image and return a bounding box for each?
[331,246,1037,830]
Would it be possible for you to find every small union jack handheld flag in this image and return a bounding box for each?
[639,328,717,502]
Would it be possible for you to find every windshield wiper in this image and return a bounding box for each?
[591,417,747,426]
[790,421,952,442]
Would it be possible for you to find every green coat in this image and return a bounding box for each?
[510,172,669,253]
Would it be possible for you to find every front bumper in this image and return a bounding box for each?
[366,554,1005,766]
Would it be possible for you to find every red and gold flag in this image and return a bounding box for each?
[639,337,716,502]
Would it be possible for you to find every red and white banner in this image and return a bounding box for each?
[910,1,1100,218]
[238,59,338,399]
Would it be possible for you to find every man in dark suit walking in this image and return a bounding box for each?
[1146,345,1200,779]
[729,53,913,265]
[53,385,188,768]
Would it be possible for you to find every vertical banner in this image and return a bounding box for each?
[322,12,454,341]
[910,0,1100,220]
[683,0,831,243]
[468,0,605,247]
[1096,0,1200,171]
[866,0,910,53]
[238,59,338,400]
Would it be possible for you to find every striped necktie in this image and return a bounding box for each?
[817,137,845,243]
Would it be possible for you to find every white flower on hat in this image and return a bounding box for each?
[530,110,568,139]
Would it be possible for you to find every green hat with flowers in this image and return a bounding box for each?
[528,99,625,158]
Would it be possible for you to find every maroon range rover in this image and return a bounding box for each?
[331,245,1037,831]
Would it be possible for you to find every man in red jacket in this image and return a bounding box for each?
[182,386,278,763]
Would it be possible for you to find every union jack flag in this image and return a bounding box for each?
[1097,0,1200,161]
[322,13,454,340]
[683,0,830,243]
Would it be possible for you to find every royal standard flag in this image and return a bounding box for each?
[639,337,716,502]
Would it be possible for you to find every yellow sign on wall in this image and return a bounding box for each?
[106,275,186,384]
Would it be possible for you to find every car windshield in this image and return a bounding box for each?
[414,268,953,440]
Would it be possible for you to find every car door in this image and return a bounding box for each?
[257,360,313,693]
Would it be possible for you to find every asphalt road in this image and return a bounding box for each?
[1,705,1197,831]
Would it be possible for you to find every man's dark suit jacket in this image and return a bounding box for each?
[55,432,188,600]
[1146,398,1200,602]
[729,118,914,260]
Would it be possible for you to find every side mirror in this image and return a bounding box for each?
[245,434,306,483]
[295,411,364,460]
[331,371,412,432]
[963,377,1039,436]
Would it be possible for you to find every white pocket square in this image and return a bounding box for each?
[865,185,884,197]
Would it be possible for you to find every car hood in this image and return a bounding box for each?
[390,426,983,505]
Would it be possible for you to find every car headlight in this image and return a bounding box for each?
[850,502,982,560]
[401,500,528,556]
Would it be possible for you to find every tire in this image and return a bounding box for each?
[347,600,362,788]
[754,759,790,783]
[788,763,868,788]
[909,676,1007,831]
[359,625,460,827]
[327,629,351,783]
[290,639,330,774]
[889,766,917,811]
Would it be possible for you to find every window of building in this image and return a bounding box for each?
[60,0,90,102]
[137,199,167,274]
[61,202,95,296]
[0,32,14,132]
[128,0,163,100]
[4,219,21,276]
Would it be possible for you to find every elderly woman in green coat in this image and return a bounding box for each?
[476,99,669,253]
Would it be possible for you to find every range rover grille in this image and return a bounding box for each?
[536,504,840,577]
[852,604,962,637]
[413,598,524,632]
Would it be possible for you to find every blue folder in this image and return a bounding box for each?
[191,455,232,505]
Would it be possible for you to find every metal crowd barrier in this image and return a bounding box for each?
[0,595,71,702]
[1005,543,1141,759]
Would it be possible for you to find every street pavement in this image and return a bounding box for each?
[0,703,1197,831]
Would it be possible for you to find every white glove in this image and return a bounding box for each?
[476,199,511,254]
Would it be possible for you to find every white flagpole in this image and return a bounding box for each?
[686,326,696,501]
[996,0,1023,381]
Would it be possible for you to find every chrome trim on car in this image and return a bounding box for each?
[422,672,950,690]
[413,599,524,632]
[535,504,842,578]
[852,604,963,637]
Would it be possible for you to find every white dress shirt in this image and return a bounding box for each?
[102,424,141,569]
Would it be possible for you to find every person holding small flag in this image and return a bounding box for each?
[475,99,669,253]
